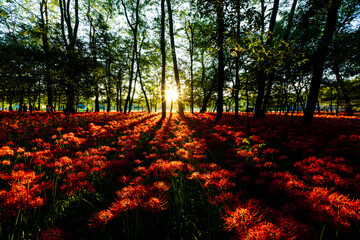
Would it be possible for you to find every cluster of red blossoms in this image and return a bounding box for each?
[0,110,359,239]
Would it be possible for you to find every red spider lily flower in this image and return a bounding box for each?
[39,227,65,240]
[222,206,261,232]
[109,197,139,215]
[130,176,144,185]
[134,159,143,165]
[116,184,147,199]
[222,201,263,232]
[187,171,201,180]
[0,180,49,215]
[0,146,14,157]
[59,172,95,196]
[118,175,131,184]
[89,209,114,228]
[152,181,171,192]
[16,147,25,153]
[142,194,168,212]
[242,222,283,240]
[1,160,11,165]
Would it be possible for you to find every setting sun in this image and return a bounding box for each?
[166,87,178,103]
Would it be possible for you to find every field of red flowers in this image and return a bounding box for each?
[0,111,360,240]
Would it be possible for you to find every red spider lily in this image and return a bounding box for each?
[306,187,360,230]
[242,222,283,240]
[0,170,53,216]
[222,201,263,232]
[152,181,171,192]
[140,159,192,179]
[142,194,168,212]
[187,168,236,190]
[86,146,118,155]
[89,209,114,228]
[59,172,95,196]
[294,156,354,189]
[1,159,11,165]
[0,146,15,157]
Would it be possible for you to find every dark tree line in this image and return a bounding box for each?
[0,0,359,124]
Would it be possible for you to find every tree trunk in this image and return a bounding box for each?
[303,0,341,124]
[38,87,41,110]
[116,69,122,112]
[330,87,333,113]
[234,0,241,119]
[40,0,53,111]
[215,0,225,121]
[137,64,151,113]
[107,94,111,112]
[333,64,353,116]
[261,71,276,117]
[254,0,280,119]
[185,22,195,114]
[95,84,100,112]
[18,88,24,112]
[200,77,216,113]
[129,72,137,113]
[123,0,140,114]
[284,0,298,42]
[161,0,166,118]
[167,0,184,115]
[58,0,79,114]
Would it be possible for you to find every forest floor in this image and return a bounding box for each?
[0,111,360,240]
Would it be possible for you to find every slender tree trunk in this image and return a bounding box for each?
[190,55,194,114]
[284,0,298,42]
[59,0,79,114]
[333,64,353,115]
[234,0,241,119]
[116,69,122,112]
[38,81,41,110]
[19,88,24,112]
[166,0,184,115]
[303,0,341,124]
[185,22,195,114]
[255,0,280,119]
[107,94,111,112]
[330,87,333,113]
[245,69,250,137]
[200,77,216,113]
[58,93,61,111]
[161,0,166,118]
[137,64,151,113]
[336,90,340,116]
[261,71,275,117]
[40,0,53,110]
[95,84,100,112]
[129,72,137,113]
[123,0,140,114]
[216,0,225,121]
[200,51,207,112]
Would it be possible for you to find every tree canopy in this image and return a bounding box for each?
[0,0,359,123]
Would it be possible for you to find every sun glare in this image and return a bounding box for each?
[166,87,178,103]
